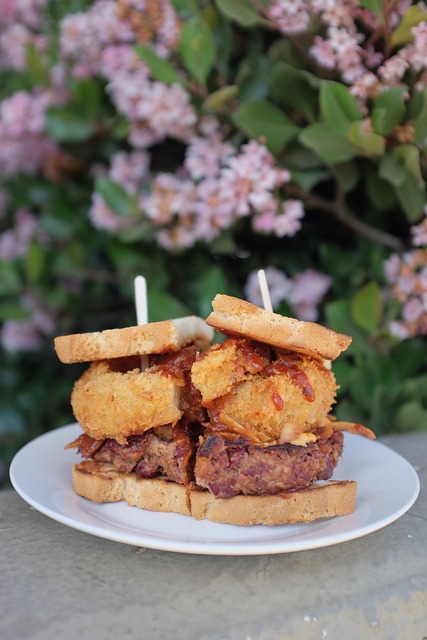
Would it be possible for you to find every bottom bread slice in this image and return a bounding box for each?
[72,461,357,525]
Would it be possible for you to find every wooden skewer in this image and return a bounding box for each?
[257,269,273,312]
[134,275,149,371]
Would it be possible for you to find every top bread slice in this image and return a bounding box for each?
[205,295,351,361]
[54,316,214,363]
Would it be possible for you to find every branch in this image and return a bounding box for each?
[287,186,404,252]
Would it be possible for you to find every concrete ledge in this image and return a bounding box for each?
[2,432,427,640]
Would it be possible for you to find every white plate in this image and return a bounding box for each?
[10,423,420,556]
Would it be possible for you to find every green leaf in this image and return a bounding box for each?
[68,77,103,117]
[393,400,427,433]
[0,302,31,322]
[134,45,183,85]
[232,99,299,153]
[271,61,319,122]
[409,88,427,146]
[95,177,136,217]
[210,230,237,254]
[365,168,397,211]
[394,174,426,222]
[391,5,427,47]
[372,87,407,135]
[25,240,45,283]
[180,16,216,86]
[351,281,383,333]
[329,161,359,193]
[202,85,238,111]
[237,54,272,101]
[211,9,234,77]
[319,81,362,134]
[299,123,358,164]
[380,145,425,219]
[214,0,268,26]
[359,0,383,18]
[45,107,95,142]
[146,289,190,322]
[347,121,385,157]
[118,222,154,243]
[392,339,427,378]
[291,168,330,191]
[0,263,22,295]
[171,0,199,18]
[379,152,407,187]
[25,42,49,87]
[393,144,424,187]
[324,299,368,357]
[197,265,229,317]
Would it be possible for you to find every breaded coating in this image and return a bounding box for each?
[191,339,269,403]
[192,339,337,445]
[71,359,185,443]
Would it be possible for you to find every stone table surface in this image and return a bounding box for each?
[2,432,426,640]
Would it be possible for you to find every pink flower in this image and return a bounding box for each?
[0,24,47,71]
[0,90,60,177]
[59,0,135,77]
[378,55,408,84]
[273,200,305,237]
[0,209,40,261]
[411,208,427,247]
[0,292,56,352]
[388,320,411,340]
[89,193,132,232]
[185,126,234,180]
[288,269,332,321]
[384,253,401,282]
[350,72,380,108]
[310,37,336,69]
[109,150,150,194]
[217,140,290,218]
[0,0,48,29]
[403,21,427,72]
[268,0,310,35]
[135,82,197,143]
[402,297,424,323]
[1,319,42,352]
[245,267,332,320]
[141,173,197,226]
[195,177,235,233]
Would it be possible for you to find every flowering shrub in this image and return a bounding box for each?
[1,0,427,484]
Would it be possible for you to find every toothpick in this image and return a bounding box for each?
[258,269,273,312]
[134,275,148,325]
[134,275,149,370]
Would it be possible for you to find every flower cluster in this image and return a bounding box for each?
[0,0,426,362]
[0,90,60,178]
[385,207,427,340]
[0,292,56,353]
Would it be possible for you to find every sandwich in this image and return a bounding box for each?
[54,316,215,517]
[54,297,375,525]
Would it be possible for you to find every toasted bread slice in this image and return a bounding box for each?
[73,461,191,516]
[189,480,356,525]
[72,460,357,525]
[54,316,214,364]
[206,295,351,361]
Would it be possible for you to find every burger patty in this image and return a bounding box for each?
[194,430,344,498]
[73,428,344,497]
[79,424,193,485]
